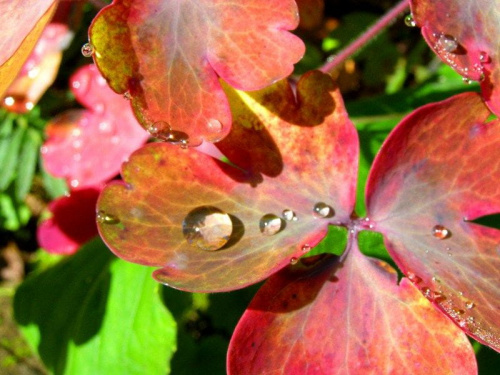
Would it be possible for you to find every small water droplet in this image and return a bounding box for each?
[313,202,334,218]
[433,291,446,302]
[458,319,467,327]
[465,301,475,309]
[404,14,417,27]
[462,77,473,84]
[407,272,422,284]
[147,121,171,137]
[183,206,233,251]
[259,214,284,236]
[452,308,465,316]
[290,257,298,265]
[467,316,475,323]
[438,34,458,53]
[207,118,223,133]
[70,179,80,188]
[301,244,311,252]
[282,209,296,221]
[421,287,433,298]
[479,51,490,63]
[81,42,95,57]
[432,224,451,239]
[96,210,120,225]
[123,91,131,100]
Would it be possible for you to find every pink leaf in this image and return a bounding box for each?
[410,0,500,115]
[366,92,500,351]
[228,242,476,374]
[41,64,149,189]
[88,0,305,145]
[97,72,358,292]
[37,187,101,255]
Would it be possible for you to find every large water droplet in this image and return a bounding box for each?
[313,202,334,218]
[259,214,284,236]
[147,121,171,138]
[438,34,458,53]
[183,206,233,251]
[404,14,416,27]
[96,210,120,225]
[282,209,297,221]
[81,42,95,57]
[432,224,451,239]
[207,119,223,133]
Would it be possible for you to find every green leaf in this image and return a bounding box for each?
[0,115,14,169]
[15,128,41,201]
[14,238,177,375]
[0,124,26,191]
[40,158,68,199]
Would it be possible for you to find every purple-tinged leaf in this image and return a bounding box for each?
[97,72,358,292]
[367,92,500,351]
[89,0,305,145]
[228,242,476,374]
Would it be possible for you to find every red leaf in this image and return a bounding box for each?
[2,23,73,113]
[97,72,358,292]
[88,0,305,146]
[366,92,500,351]
[41,64,149,189]
[0,1,57,96]
[37,187,101,255]
[228,242,476,374]
[410,0,500,115]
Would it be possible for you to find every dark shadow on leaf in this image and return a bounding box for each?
[220,214,245,250]
[13,238,113,374]
[251,254,344,313]
[471,213,500,230]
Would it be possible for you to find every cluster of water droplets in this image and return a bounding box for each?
[407,271,480,332]
[147,121,190,148]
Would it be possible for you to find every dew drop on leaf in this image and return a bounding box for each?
[465,301,475,309]
[207,119,223,133]
[282,209,297,221]
[259,214,284,236]
[81,42,95,57]
[313,202,334,218]
[437,34,458,53]
[407,272,422,284]
[404,14,416,27]
[432,224,451,239]
[479,51,490,63]
[96,210,120,225]
[301,244,311,252]
[421,286,433,298]
[182,206,233,251]
[290,257,298,265]
[123,91,131,100]
[462,77,473,84]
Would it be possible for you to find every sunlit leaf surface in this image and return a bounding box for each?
[0,0,57,96]
[89,0,305,145]
[367,92,500,351]
[97,72,358,292]
[41,64,149,188]
[411,0,500,116]
[228,242,476,374]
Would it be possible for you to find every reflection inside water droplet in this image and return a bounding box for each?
[96,210,120,225]
[183,206,233,251]
[313,202,334,218]
[432,224,451,239]
[438,34,458,53]
[81,42,95,57]
[282,209,297,221]
[207,118,223,133]
[259,214,284,236]
[404,14,416,27]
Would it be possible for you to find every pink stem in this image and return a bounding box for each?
[320,0,410,73]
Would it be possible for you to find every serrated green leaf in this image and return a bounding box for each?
[14,238,177,375]
[15,128,41,201]
[0,124,26,191]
